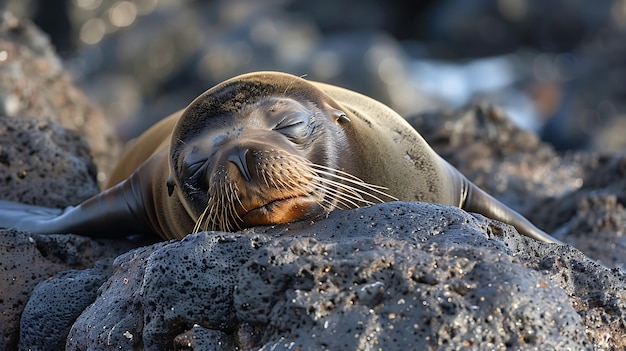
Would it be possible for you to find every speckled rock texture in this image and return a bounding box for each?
[0,230,141,350]
[0,115,98,207]
[408,103,626,270]
[58,202,621,350]
[527,154,626,269]
[64,235,263,350]
[0,10,121,186]
[18,265,110,350]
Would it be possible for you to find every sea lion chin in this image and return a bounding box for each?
[239,196,323,228]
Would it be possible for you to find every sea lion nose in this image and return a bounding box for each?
[227,148,252,182]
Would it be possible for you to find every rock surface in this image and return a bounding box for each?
[0,11,121,186]
[0,115,98,207]
[0,230,143,350]
[18,265,110,350]
[407,104,626,270]
[51,202,611,350]
[527,154,626,270]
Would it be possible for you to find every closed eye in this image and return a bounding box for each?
[185,159,208,180]
[273,113,314,141]
[274,114,306,130]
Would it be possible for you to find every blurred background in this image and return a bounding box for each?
[3,0,626,152]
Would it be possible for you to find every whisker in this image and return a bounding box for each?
[285,153,396,199]
[197,150,398,233]
[230,182,245,220]
[310,174,385,204]
[219,177,231,231]
[193,204,209,233]
[261,167,270,187]
[208,203,219,231]
[312,180,372,208]
[228,182,243,230]
[307,163,390,190]
[310,167,397,201]
[294,182,336,210]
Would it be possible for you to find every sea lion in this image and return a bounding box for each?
[0,71,561,244]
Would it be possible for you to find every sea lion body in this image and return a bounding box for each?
[0,72,560,244]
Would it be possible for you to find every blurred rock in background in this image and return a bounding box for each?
[0,9,121,186]
[3,0,626,152]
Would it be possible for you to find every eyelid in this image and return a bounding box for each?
[274,113,308,130]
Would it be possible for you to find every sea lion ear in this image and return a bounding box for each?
[331,109,350,124]
[166,177,175,196]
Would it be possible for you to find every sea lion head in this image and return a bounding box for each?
[167,72,391,232]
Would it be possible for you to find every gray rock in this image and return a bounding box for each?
[0,230,138,350]
[63,242,170,350]
[0,10,121,186]
[0,115,98,208]
[526,154,626,270]
[64,202,609,350]
[65,234,267,350]
[18,265,110,351]
[172,325,235,351]
[235,202,595,350]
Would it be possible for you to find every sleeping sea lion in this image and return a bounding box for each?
[0,71,561,244]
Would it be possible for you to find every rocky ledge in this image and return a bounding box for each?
[20,202,624,350]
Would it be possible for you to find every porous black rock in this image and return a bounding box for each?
[173,325,236,351]
[61,202,616,350]
[0,10,121,186]
[65,235,267,350]
[0,230,139,350]
[0,115,98,208]
[18,265,110,350]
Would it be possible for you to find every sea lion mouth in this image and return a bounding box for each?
[239,195,324,227]
[191,151,396,233]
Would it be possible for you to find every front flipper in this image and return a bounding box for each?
[0,200,65,233]
[0,172,156,238]
[0,195,152,238]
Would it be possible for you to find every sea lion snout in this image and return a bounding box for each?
[227,148,252,182]
[196,144,327,231]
